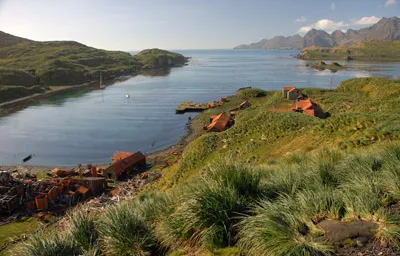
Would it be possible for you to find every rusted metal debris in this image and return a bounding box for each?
[0,152,159,219]
[87,172,162,208]
[0,168,107,219]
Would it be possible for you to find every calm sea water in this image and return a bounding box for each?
[1,50,400,166]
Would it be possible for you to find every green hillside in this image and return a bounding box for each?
[155,78,400,187]
[0,41,187,86]
[14,78,400,256]
[0,32,188,103]
[297,40,400,60]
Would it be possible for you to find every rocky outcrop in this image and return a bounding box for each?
[134,48,189,69]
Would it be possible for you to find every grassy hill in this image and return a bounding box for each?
[0,31,33,47]
[0,31,188,103]
[0,41,187,86]
[297,40,400,60]
[14,78,400,256]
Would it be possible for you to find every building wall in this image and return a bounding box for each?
[287,90,301,100]
[282,89,288,98]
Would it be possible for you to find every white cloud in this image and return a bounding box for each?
[352,16,381,25]
[330,2,336,10]
[295,16,306,22]
[298,26,313,34]
[385,0,397,7]
[298,19,348,34]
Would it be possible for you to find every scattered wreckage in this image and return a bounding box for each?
[0,151,160,220]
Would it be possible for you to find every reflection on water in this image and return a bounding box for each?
[37,89,92,107]
[1,50,400,166]
[141,68,172,77]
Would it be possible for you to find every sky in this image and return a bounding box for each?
[0,0,399,50]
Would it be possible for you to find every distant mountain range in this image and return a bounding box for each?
[234,16,400,49]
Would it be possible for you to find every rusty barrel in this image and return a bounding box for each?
[47,186,58,201]
[56,183,64,193]
[91,166,97,177]
[35,194,48,210]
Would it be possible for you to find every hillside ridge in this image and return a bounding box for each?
[234,16,400,49]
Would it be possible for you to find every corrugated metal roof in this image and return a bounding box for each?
[207,113,230,132]
[110,151,146,172]
[292,99,314,110]
[283,86,296,91]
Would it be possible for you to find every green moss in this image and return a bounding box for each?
[0,217,43,248]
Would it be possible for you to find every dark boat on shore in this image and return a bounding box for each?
[22,154,32,163]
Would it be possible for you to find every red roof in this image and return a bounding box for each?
[111,151,146,171]
[283,86,296,91]
[292,99,314,111]
[287,87,297,93]
[207,113,230,132]
[112,151,133,162]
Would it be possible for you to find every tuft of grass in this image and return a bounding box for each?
[98,200,157,256]
[68,205,99,252]
[237,199,333,256]
[157,162,264,251]
[21,232,77,256]
[375,214,400,249]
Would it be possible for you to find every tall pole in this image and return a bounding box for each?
[330,76,333,91]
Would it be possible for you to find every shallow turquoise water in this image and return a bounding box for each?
[1,50,399,165]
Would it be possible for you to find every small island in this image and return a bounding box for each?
[306,61,347,72]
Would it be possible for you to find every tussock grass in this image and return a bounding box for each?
[23,144,400,255]
[237,200,333,256]
[157,162,264,251]
[98,200,158,256]
[68,205,99,252]
[21,232,77,256]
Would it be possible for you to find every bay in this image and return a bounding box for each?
[1,49,399,165]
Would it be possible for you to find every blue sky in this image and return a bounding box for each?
[0,0,398,50]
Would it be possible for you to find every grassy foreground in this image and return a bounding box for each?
[297,40,400,60]
[15,78,400,255]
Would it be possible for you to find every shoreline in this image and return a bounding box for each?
[0,113,203,173]
[0,75,134,118]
